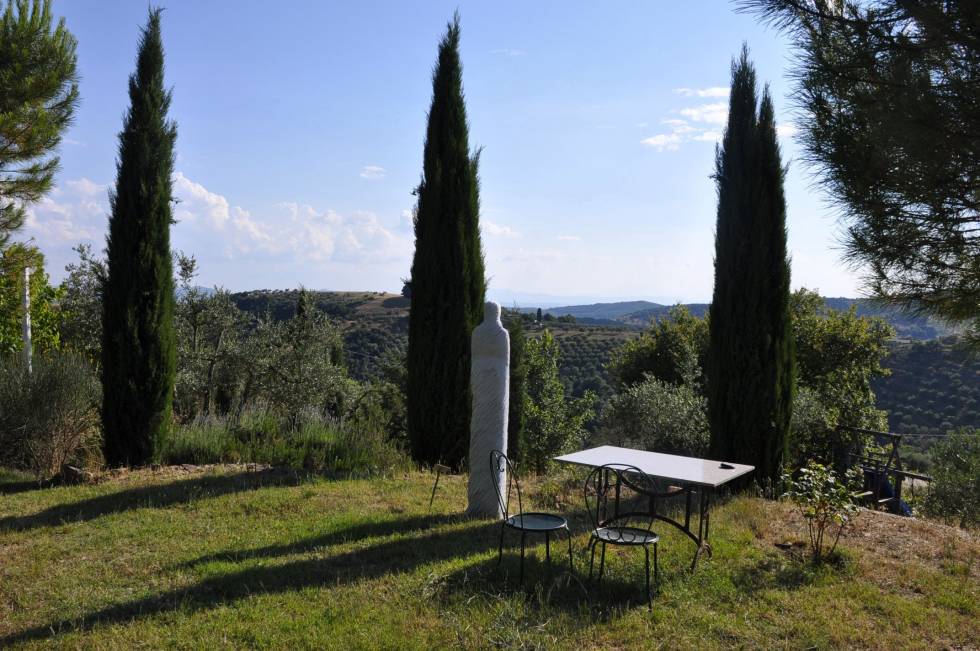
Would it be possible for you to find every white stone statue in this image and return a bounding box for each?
[466,301,510,519]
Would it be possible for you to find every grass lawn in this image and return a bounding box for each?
[0,465,976,649]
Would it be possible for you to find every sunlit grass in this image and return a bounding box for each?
[0,468,976,649]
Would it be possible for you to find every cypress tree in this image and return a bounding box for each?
[407,13,486,468]
[101,9,177,467]
[707,46,795,485]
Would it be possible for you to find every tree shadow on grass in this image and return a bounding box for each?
[0,517,515,646]
[731,552,817,594]
[0,478,48,496]
[431,542,682,636]
[178,512,464,568]
[0,469,305,533]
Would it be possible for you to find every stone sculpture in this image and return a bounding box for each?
[466,301,510,519]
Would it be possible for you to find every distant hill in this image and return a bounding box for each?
[526,297,955,340]
[519,301,660,321]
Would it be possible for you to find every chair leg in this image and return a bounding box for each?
[546,531,551,564]
[566,527,574,574]
[497,524,506,567]
[654,543,659,594]
[645,546,651,610]
[588,538,597,580]
[519,531,527,585]
[597,541,607,586]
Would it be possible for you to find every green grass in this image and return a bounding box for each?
[0,467,976,649]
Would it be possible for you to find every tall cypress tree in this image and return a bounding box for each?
[707,46,795,485]
[101,9,176,467]
[407,13,486,468]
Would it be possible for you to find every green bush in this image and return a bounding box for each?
[521,330,596,472]
[595,376,709,457]
[922,429,979,528]
[782,461,862,563]
[158,409,410,475]
[607,306,707,389]
[0,352,101,478]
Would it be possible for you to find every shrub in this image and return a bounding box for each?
[595,376,709,457]
[158,409,410,475]
[922,429,979,528]
[521,330,596,472]
[782,461,862,563]
[607,306,707,389]
[0,352,101,478]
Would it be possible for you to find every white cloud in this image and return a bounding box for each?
[65,177,106,197]
[691,130,722,142]
[21,177,109,248]
[171,174,411,266]
[483,220,521,238]
[641,133,683,152]
[491,48,526,57]
[398,209,414,232]
[641,90,738,152]
[679,102,728,124]
[359,165,386,180]
[777,122,798,138]
[673,87,729,98]
[557,235,581,241]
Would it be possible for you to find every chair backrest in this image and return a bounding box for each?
[584,463,658,539]
[490,450,524,523]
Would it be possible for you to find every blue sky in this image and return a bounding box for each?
[22,1,861,305]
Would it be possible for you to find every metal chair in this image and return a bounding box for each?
[584,463,660,609]
[491,450,573,584]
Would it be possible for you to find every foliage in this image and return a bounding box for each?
[406,14,485,468]
[0,243,62,353]
[597,376,709,457]
[158,410,409,474]
[789,289,892,466]
[0,0,79,246]
[173,265,351,431]
[504,315,527,461]
[922,429,980,529]
[101,9,177,467]
[173,256,247,420]
[608,305,707,389]
[782,461,862,563]
[253,303,349,429]
[707,46,795,485]
[741,0,979,346]
[58,243,105,362]
[521,330,596,472]
[0,351,100,478]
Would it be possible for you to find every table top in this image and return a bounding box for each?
[553,445,755,488]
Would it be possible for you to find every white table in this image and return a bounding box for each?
[554,445,755,569]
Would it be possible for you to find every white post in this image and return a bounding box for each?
[22,266,32,373]
[466,301,510,519]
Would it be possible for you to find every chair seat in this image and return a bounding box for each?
[505,512,568,531]
[592,526,659,545]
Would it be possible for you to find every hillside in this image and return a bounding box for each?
[229,291,978,438]
[230,290,410,380]
[877,338,980,438]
